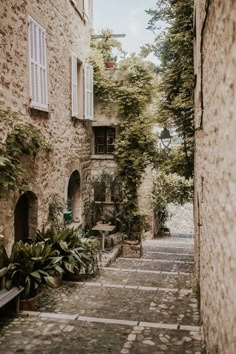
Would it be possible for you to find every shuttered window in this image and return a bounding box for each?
[84,64,93,120]
[71,54,78,117]
[28,17,48,110]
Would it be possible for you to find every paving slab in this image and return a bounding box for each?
[34,283,199,325]
[89,269,192,289]
[110,258,193,273]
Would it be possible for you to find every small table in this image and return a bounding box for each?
[92,223,115,251]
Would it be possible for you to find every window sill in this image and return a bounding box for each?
[29,106,49,118]
[91,154,115,160]
[94,201,120,205]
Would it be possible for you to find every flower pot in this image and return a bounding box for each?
[122,240,143,258]
[105,61,116,69]
[51,274,63,288]
[20,294,39,311]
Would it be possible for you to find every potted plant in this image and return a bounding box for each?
[105,55,117,69]
[8,241,62,310]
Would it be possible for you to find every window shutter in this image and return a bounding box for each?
[29,17,48,109]
[71,55,78,117]
[84,64,93,120]
[83,0,89,19]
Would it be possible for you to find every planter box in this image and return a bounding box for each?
[122,240,143,258]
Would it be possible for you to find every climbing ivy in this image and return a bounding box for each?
[89,40,158,240]
[0,110,52,194]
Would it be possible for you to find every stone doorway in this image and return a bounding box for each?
[14,191,38,242]
[67,171,81,223]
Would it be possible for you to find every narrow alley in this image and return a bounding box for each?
[0,236,203,354]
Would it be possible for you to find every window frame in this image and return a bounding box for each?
[94,127,116,154]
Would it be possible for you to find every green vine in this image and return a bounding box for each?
[0,110,52,194]
[89,39,158,240]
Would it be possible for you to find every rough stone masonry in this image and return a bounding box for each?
[194,0,236,352]
[0,0,93,252]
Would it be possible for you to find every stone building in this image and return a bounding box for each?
[194,0,236,352]
[0,0,94,252]
[91,82,155,234]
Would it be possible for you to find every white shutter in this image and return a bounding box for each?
[71,55,78,117]
[84,64,93,120]
[83,0,89,19]
[29,17,48,109]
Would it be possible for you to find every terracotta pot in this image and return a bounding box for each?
[51,274,63,288]
[122,240,143,258]
[105,61,116,69]
[20,294,38,311]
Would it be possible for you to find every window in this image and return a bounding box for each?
[29,17,48,110]
[94,182,106,202]
[94,127,115,154]
[71,57,93,119]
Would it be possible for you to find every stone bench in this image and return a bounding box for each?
[0,267,23,313]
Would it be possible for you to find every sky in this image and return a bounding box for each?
[93,0,158,63]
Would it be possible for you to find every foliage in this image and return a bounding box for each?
[144,0,194,178]
[48,194,65,226]
[91,28,123,62]
[0,245,9,269]
[0,110,52,194]
[8,241,62,299]
[84,171,121,229]
[156,146,193,178]
[90,39,159,240]
[152,172,193,235]
[35,226,100,276]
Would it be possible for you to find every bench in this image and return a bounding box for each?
[0,267,23,313]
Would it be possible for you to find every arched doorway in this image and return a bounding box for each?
[67,171,81,223]
[14,191,38,242]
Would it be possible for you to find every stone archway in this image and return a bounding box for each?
[67,170,81,223]
[14,191,38,242]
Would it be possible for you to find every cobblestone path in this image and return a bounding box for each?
[0,237,204,353]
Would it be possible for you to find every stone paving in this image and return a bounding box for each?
[0,236,204,353]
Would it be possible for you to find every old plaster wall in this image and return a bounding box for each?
[0,0,93,252]
[194,0,236,352]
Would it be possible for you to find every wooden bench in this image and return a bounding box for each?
[0,267,23,313]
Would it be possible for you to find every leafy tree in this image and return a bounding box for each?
[144,0,194,178]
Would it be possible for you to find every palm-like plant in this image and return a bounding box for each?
[36,226,100,276]
[8,241,63,299]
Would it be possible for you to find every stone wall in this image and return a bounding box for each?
[0,0,93,252]
[194,0,236,352]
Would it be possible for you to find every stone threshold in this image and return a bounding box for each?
[82,282,192,293]
[104,267,191,275]
[145,251,193,257]
[20,311,200,332]
[118,257,194,264]
[61,280,192,293]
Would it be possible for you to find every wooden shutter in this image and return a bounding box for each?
[29,17,48,109]
[84,64,93,120]
[71,54,78,117]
